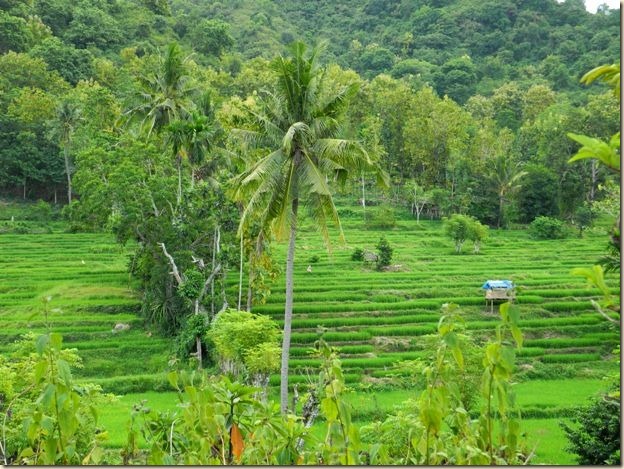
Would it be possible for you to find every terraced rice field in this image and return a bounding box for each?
[1,207,619,391]
[239,208,620,387]
[1,205,619,463]
[0,233,172,392]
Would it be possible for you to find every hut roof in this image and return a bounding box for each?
[481,280,513,290]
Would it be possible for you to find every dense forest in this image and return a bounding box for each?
[0,0,620,207]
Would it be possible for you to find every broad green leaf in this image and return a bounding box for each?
[167,371,179,390]
[34,360,48,382]
[320,397,338,421]
[39,383,56,407]
[50,332,63,351]
[451,346,464,370]
[57,359,72,386]
[571,265,610,296]
[443,331,457,348]
[567,133,620,171]
[499,301,509,323]
[510,325,523,349]
[36,334,50,355]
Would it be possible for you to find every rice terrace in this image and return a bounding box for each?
[0,0,620,465]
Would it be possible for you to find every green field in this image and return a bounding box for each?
[0,204,619,464]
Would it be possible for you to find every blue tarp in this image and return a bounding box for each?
[481,280,513,290]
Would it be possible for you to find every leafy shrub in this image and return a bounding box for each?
[0,332,112,464]
[0,221,29,234]
[351,247,364,261]
[31,200,53,221]
[174,314,215,367]
[308,254,320,264]
[561,385,621,465]
[365,206,396,229]
[443,214,472,253]
[443,214,487,253]
[530,216,566,239]
[208,309,280,384]
[376,236,393,270]
[337,208,357,218]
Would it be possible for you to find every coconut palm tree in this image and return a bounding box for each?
[489,154,527,228]
[50,100,82,204]
[231,41,386,414]
[126,42,195,138]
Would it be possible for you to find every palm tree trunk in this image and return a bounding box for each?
[589,160,597,202]
[280,198,298,414]
[246,260,254,311]
[237,234,244,310]
[211,226,218,317]
[176,157,182,206]
[361,174,366,208]
[64,146,72,204]
[498,193,504,229]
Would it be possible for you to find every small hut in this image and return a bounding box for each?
[482,280,515,313]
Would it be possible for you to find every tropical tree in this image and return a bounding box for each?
[165,111,215,205]
[231,41,384,414]
[49,100,82,203]
[126,42,195,137]
[404,179,431,224]
[488,154,527,228]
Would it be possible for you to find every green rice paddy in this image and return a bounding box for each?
[0,203,619,464]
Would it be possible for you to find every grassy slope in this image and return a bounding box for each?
[0,231,172,391]
[1,202,619,463]
[250,205,619,386]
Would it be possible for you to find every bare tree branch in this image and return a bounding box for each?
[158,242,183,285]
[198,263,222,304]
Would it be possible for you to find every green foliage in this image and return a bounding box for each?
[29,37,94,85]
[0,11,32,54]
[188,19,234,58]
[443,213,472,254]
[529,216,566,240]
[567,132,620,173]
[209,309,281,380]
[364,205,396,229]
[350,247,364,261]
[173,314,213,367]
[0,331,111,465]
[467,217,488,253]
[561,385,621,465]
[516,165,560,223]
[360,303,527,465]
[572,203,593,237]
[375,236,393,270]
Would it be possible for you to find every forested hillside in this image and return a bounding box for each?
[0,0,620,207]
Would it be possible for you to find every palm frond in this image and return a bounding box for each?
[271,157,298,241]
[314,138,371,171]
[304,191,344,250]
[300,150,332,196]
[282,122,310,155]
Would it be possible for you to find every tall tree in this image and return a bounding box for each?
[231,41,384,414]
[49,100,82,203]
[126,42,195,137]
[488,154,527,228]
